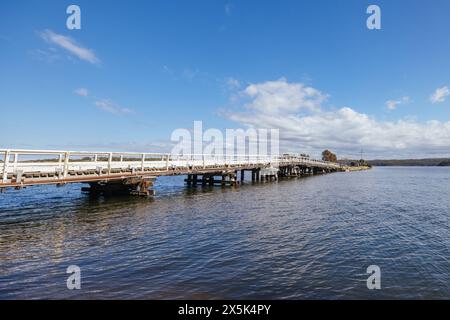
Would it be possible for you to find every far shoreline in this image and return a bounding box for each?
[340,158,450,167]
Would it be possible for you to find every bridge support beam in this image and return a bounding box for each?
[185,171,239,187]
[81,177,156,197]
[280,165,299,178]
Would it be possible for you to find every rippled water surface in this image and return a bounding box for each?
[0,167,449,299]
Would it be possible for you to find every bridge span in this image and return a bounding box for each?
[0,149,342,196]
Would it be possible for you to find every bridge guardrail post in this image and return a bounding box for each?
[166,154,169,171]
[108,153,113,174]
[12,153,18,172]
[2,150,10,183]
[63,152,70,178]
[141,153,145,172]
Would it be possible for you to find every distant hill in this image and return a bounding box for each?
[366,158,450,166]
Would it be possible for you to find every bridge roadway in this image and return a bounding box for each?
[0,149,342,196]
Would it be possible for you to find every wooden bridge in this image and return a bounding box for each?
[0,149,342,196]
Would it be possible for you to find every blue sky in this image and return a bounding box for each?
[1,0,450,159]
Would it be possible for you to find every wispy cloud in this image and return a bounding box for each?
[39,29,100,65]
[74,88,134,115]
[385,96,410,110]
[226,77,241,89]
[29,48,61,63]
[430,86,449,103]
[162,65,212,82]
[95,99,135,115]
[225,3,233,15]
[74,88,89,97]
[162,65,174,75]
[182,67,200,80]
[46,140,173,153]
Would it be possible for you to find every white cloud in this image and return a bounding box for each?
[242,78,327,114]
[95,99,134,115]
[39,29,100,65]
[224,79,450,158]
[385,96,410,110]
[74,88,89,97]
[430,86,449,103]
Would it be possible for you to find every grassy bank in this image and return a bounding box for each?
[342,166,371,172]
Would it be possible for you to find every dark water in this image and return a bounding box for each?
[0,167,449,299]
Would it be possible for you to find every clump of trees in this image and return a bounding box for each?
[322,149,337,162]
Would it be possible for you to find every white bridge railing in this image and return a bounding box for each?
[1,149,340,183]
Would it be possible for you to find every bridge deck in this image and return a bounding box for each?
[0,149,341,189]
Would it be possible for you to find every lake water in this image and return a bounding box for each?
[0,167,449,299]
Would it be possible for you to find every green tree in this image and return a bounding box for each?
[322,149,337,162]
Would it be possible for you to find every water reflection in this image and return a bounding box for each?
[0,168,449,299]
